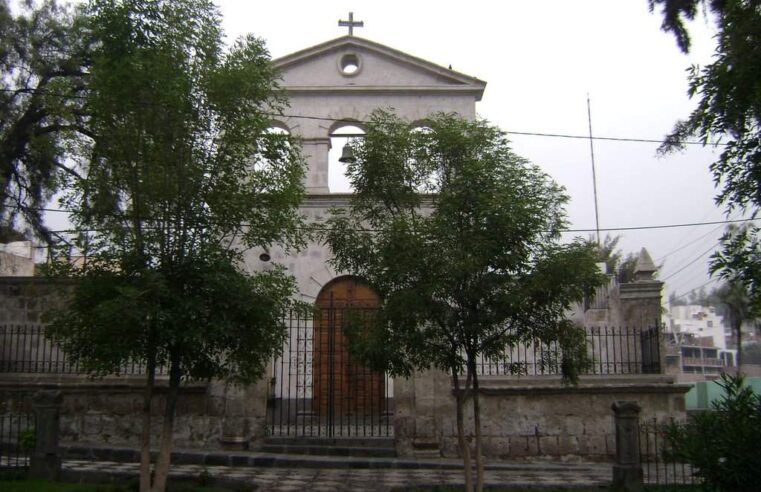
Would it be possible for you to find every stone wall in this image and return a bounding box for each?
[394,372,688,460]
[0,277,71,325]
[0,374,268,450]
[393,248,689,461]
[0,277,270,450]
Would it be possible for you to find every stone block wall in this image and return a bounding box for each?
[0,277,270,450]
[394,372,688,460]
[0,277,71,325]
[0,374,269,450]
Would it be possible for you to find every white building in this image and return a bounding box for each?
[664,304,737,380]
[666,304,729,349]
[0,241,35,276]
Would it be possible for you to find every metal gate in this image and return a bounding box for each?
[266,302,393,438]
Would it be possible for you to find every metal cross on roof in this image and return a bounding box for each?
[338,12,364,36]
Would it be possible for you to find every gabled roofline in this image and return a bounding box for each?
[273,36,486,98]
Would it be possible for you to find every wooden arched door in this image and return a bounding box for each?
[312,276,384,426]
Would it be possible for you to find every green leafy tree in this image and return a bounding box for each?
[326,110,605,492]
[744,343,761,364]
[649,1,761,343]
[665,374,761,492]
[0,0,91,242]
[668,290,688,306]
[594,234,640,283]
[711,226,761,370]
[46,1,307,491]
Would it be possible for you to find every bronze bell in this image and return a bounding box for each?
[338,143,355,163]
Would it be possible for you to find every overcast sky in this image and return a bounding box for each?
[214,0,727,303]
[39,1,729,304]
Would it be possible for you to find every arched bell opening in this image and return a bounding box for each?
[328,124,365,193]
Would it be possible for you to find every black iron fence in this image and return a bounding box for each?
[0,402,34,469]
[477,324,661,376]
[639,418,700,486]
[0,324,165,375]
[267,307,393,438]
[2,321,661,378]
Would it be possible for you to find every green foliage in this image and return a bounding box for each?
[744,343,761,364]
[0,0,91,241]
[652,2,761,327]
[46,0,307,381]
[710,226,761,327]
[593,234,640,283]
[17,427,35,452]
[327,110,605,380]
[43,1,307,490]
[327,111,606,491]
[197,468,212,487]
[665,374,761,492]
[47,251,296,383]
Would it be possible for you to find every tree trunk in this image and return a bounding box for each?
[452,366,473,492]
[469,358,484,492]
[735,321,743,375]
[151,352,181,492]
[139,346,157,492]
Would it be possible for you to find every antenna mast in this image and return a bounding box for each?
[587,94,601,246]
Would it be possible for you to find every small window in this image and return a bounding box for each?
[339,53,361,76]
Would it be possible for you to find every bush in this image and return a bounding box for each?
[665,374,761,491]
[17,428,35,453]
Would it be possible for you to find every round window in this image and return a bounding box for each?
[339,53,361,76]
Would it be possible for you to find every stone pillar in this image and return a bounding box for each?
[393,368,453,458]
[617,248,663,327]
[612,401,643,491]
[617,248,665,373]
[210,377,270,450]
[302,138,330,193]
[30,390,63,480]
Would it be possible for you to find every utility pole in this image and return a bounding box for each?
[587,94,601,246]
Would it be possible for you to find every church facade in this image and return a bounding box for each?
[0,28,690,461]
[238,32,689,457]
[242,34,486,300]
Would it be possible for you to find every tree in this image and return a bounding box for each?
[594,234,640,283]
[668,290,688,306]
[45,1,307,491]
[710,226,761,370]
[745,343,761,365]
[649,1,761,345]
[665,374,761,492]
[712,277,754,370]
[325,110,605,492]
[0,0,91,242]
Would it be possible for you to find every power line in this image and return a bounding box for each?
[16,204,760,233]
[270,111,726,146]
[563,217,757,233]
[0,88,728,147]
[661,240,722,282]
[655,219,730,262]
[669,277,720,301]
[34,217,758,237]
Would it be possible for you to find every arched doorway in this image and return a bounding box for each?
[312,277,384,422]
[265,276,392,438]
